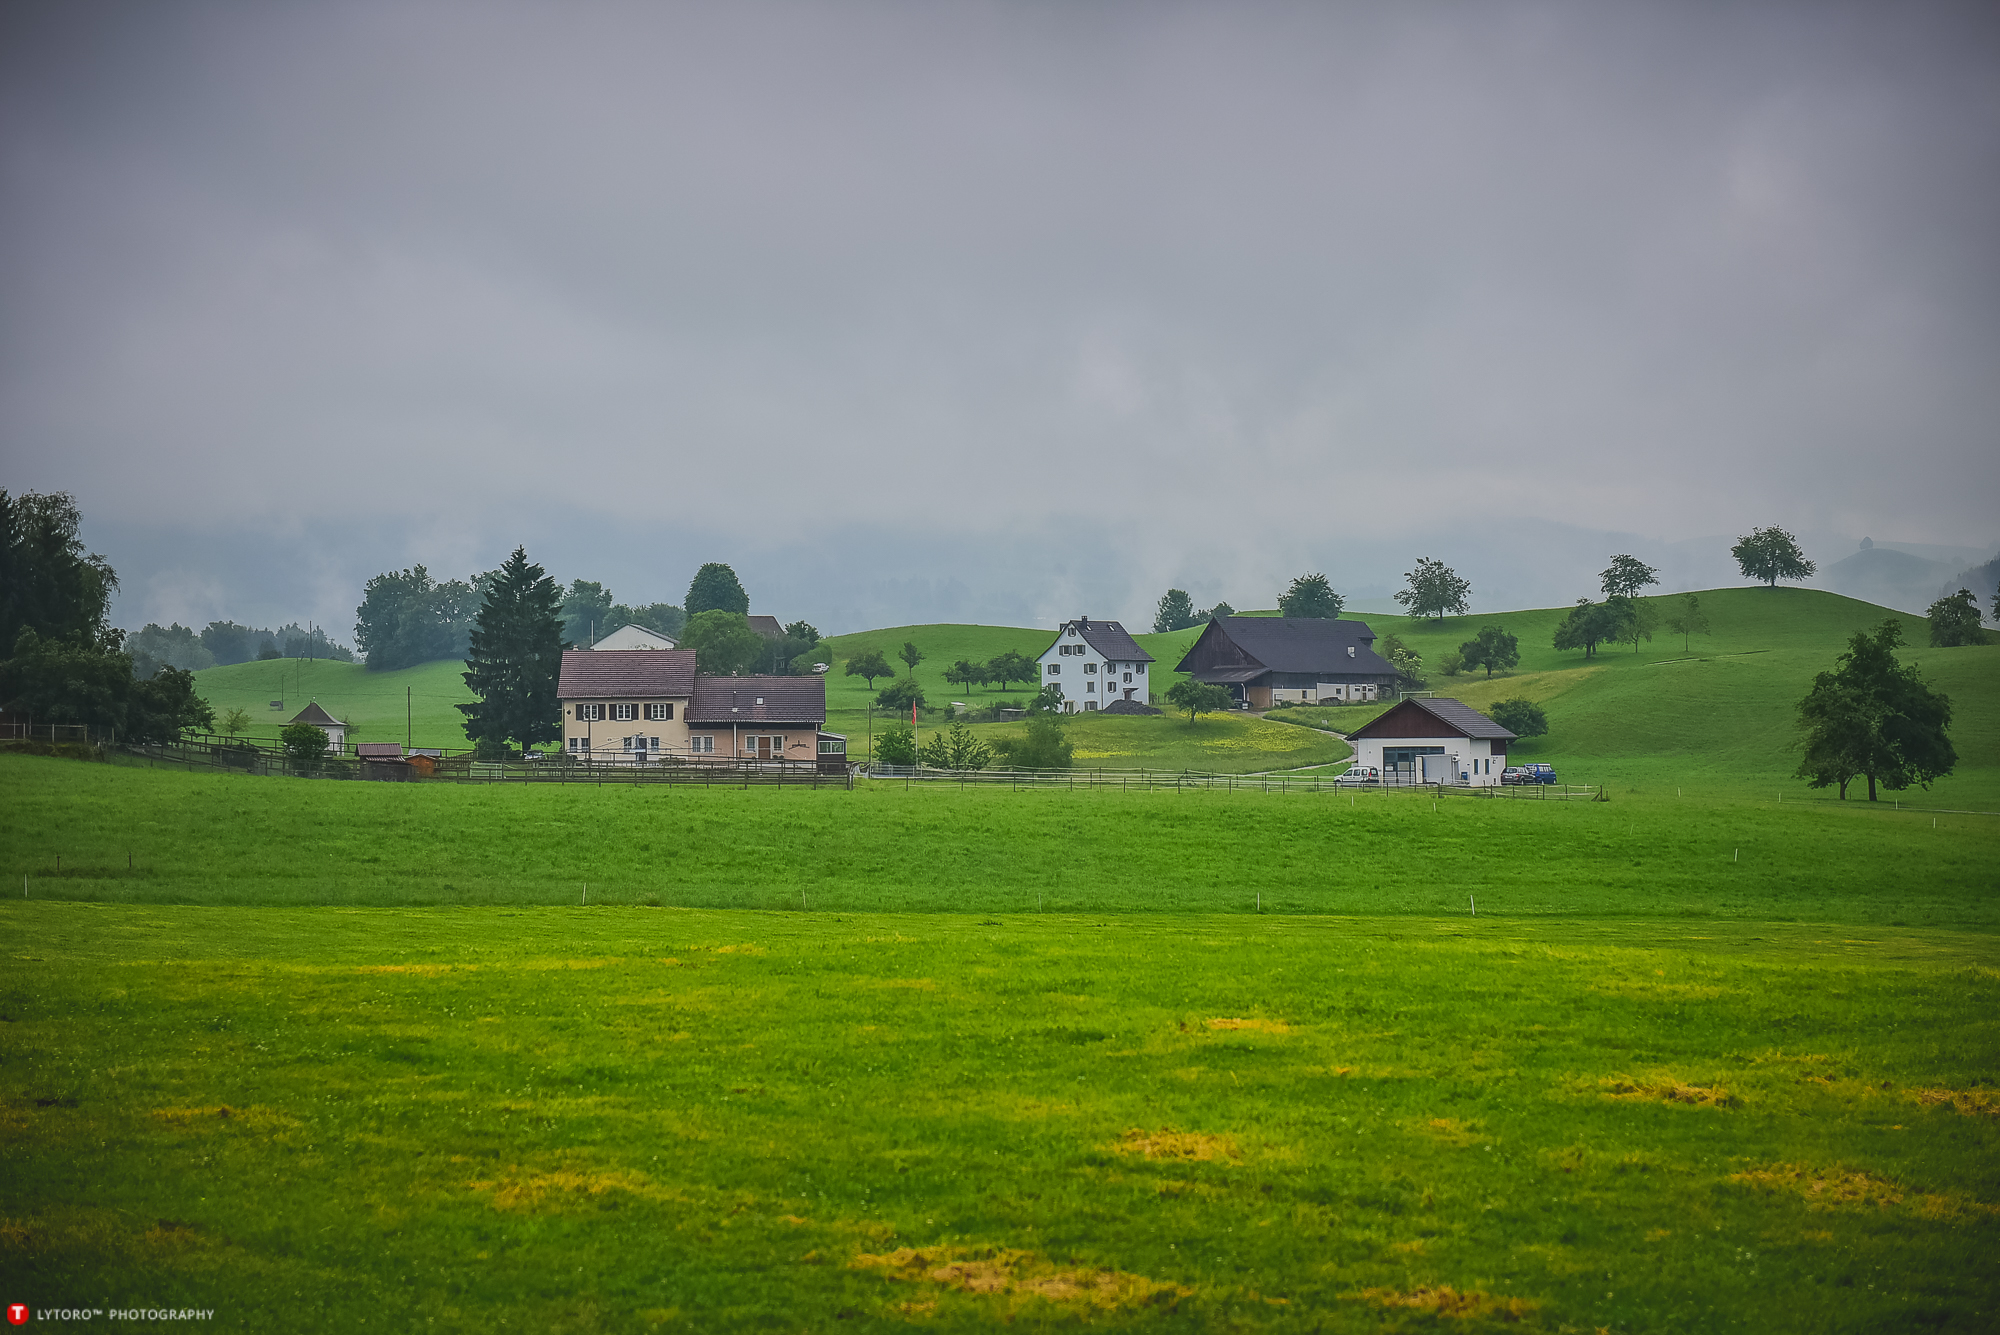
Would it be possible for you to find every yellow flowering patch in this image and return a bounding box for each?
[1205,1017,1290,1034]
[1730,1163,1903,1209]
[1351,1286,1537,1320]
[850,1245,1191,1313]
[1108,1127,1240,1163]
[1912,1088,2000,1118]
[1600,1075,1737,1107]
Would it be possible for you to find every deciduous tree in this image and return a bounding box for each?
[844,649,892,688]
[681,610,765,676]
[1153,589,1197,634]
[0,490,117,650]
[1199,601,1236,622]
[458,547,565,754]
[559,579,616,646]
[354,566,476,669]
[985,651,1037,691]
[1376,634,1425,691]
[876,677,927,714]
[1663,592,1711,652]
[280,722,330,763]
[1006,712,1073,768]
[1925,589,1985,647]
[919,720,993,771]
[0,627,134,733]
[1486,698,1548,737]
[1166,678,1234,723]
[1553,598,1632,659]
[128,666,215,743]
[1393,558,1471,620]
[899,642,924,675]
[873,723,917,766]
[1599,555,1659,599]
[1278,573,1344,620]
[1795,620,1954,801]
[1458,626,1520,678]
[685,563,749,617]
[1732,527,1815,588]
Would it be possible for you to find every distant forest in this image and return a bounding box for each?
[127,621,353,676]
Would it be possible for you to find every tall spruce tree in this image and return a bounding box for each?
[459,548,565,755]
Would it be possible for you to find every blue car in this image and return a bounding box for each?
[1525,763,1559,784]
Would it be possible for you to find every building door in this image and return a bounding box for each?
[757,735,775,760]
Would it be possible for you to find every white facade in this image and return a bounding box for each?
[1036,621,1149,713]
[589,623,677,651]
[1346,731,1506,786]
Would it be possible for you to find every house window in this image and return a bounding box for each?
[818,738,843,754]
[1046,663,1060,675]
[646,703,672,720]
[576,703,603,721]
[1123,672,1132,682]
[1135,664,1145,675]
[567,737,583,753]
[1084,662,1096,674]
[1086,700,1098,711]
[613,703,637,722]
[690,735,714,754]
[1086,680,1095,692]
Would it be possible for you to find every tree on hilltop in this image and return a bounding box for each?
[1553,598,1634,660]
[1278,573,1344,620]
[899,642,925,675]
[1394,558,1471,620]
[1199,601,1236,622]
[459,547,565,756]
[685,563,749,617]
[1154,589,1198,634]
[1732,527,1815,588]
[1925,589,1985,648]
[1600,555,1659,599]
[1663,592,1711,652]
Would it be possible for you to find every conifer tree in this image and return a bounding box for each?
[459,548,565,755]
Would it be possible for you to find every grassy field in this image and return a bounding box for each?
[8,586,1999,1331]
[187,590,1999,791]
[3,902,1995,1331]
[4,754,1994,925]
[189,657,473,751]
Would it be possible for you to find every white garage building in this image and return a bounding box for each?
[1345,696,1517,786]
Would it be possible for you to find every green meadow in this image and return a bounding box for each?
[3,900,1996,1331]
[5,587,1993,1330]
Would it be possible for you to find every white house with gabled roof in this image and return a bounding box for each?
[1036,616,1154,713]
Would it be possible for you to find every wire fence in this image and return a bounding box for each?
[114,736,854,788]
[859,763,1598,797]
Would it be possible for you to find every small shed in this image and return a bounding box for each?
[1345,697,1516,786]
[286,701,348,754]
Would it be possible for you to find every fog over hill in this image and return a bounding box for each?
[5,1,1997,636]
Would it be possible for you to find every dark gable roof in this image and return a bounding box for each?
[1182,617,1396,677]
[747,615,784,639]
[1044,618,1154,664]
[289,701,344,727]
[556,649,697,699]
[1349,696,1517,742]
[686,675,826,724]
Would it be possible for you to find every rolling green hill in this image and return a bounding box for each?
[190,590,1997,795]
[190,657,475,750]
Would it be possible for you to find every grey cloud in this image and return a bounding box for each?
[3,1,1996,635]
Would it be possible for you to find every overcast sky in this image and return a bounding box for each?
[4,0,1997,636]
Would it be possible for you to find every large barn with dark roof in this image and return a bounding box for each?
[1174,616,1398,708]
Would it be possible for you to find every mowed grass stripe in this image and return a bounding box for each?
[2,905,1994,1330]
[3,755,1995,926]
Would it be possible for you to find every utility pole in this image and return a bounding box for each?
[407,686,412,749]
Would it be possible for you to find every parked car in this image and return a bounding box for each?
[1500,766,1533,786]
[1525,763,1559,784]
[1334,765,1380,787]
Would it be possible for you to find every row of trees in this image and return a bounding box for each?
[124,620,354,675]
[0,492,214,743]
[875,683,1076,770]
